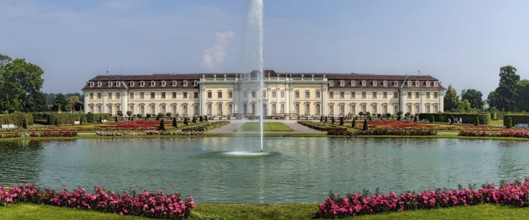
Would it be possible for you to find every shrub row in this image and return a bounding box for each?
[0,113,33,127]
[458,129,529,138]
[29,131,77,137]
[95,130,204,136]
[0,184,195,219]
[354,128,437,136]
[418,113,491,125]
[327,130,353,136]
[503,114,529,127]
[317,178,529,218]
[33,113,112,125]
[181,121,230,131]
[298,121,347,131]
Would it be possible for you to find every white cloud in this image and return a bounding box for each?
[202,31,234,71]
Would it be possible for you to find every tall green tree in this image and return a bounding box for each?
[495,65,520,111]
[443,85,460,111]
[515,80,529,112]
[461,89,484,110]
[0,55,44,113]
[487,90,499,110]
[52,93,67,112]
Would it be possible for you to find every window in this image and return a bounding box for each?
[329,80,334,86]
[90,82,94,87]
[362,80,366,86]
[305,90,310,99]
[218,91,222,98]
[116,92,121,99]
[434,82,439,87]
[316,103,321,115]
[415,105,420,113]
[108,81,113,87]
[383,92,387,99]
[316,90,321,98]
[228,91,233,98]
[415,81,420,87]
[383,81,387,87]
[183,80,188,86]
[426,81,431,87]
[207,104,212,115]
[329,92,334,99]
[140,92,144,99]
[305,103,310,115]
[415,92,419,99]
[116,81,121,87]
[251,103,256,114]
[295,103,300,114]
[340,105,345,115]
[280,104,285,113]
[393,92,398,98]
[272,103,277,114]
[407,81,412,87]
[183,92,188,99]
[434,92,438,99]
[161,92,166,99]
[280,91,285,98]
[172,92,176,99]
[97,82,102,87]
[151,92,155,99]
[272,90,277,98]
[383,105,388,114]
[251,91,256,98]
[217,104,223,115]
[194,105,199,115]
[393,81,399,87]
[362,92,366,99]
[172,80,177,86]
[108,92,112,99]
[340,92,345,99]
[194,92,199,99]
[329,105,334,115]
[161,105,166,113]
[161,81,166,87]
[295,90,300,99]
[373,81,377,87]
[89,93,94,100]
[193,80,198,86]
[351,92,356,99]
[228,104,233,114]
[351,80,355,86]
[407,92,412,99]
[350,105,356,114]
[129,81,135,87]
[361,104,366,113]
[340,80,345,86]
[150,81,156,87]
[172,105,176,114]
[372,92,377,99]
[140,81,145,87]
[372,104,377,114]
[426,92,430,99]
[207,90,212,99]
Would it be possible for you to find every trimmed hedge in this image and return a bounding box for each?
[181,121,230,131]
[298,121,347,131]
[33,113,112,125]
[0,113,33,127]
[503,114,529,127]
[418,113,491,125]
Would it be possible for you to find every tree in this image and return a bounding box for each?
[444,85,460,111]
[339,117,344,126]
[352,118,356,128]
[66,96,82,113]
[0,55,44,113]
[159,119,165,130]
[172,117,177,128]
[362,119,368,130]
[461,89,484,110]
[495,65,520,111]
[458,99,471,112]
[52,94,67,112]
[184,117,189,125]
[515,80,529,112]
[487,90,499,110]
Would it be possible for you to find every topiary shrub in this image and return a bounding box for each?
[339,117,344,126]
[172,118,177,128]
[362,119,368,131]
[352,118,356,128]
[184,117,189,126]
[159,119,165,130]
[507,117,513,128]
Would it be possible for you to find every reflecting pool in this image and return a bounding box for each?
[1,137,529,203]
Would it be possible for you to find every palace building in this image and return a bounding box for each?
[82,70,445,118]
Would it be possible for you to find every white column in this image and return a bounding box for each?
[322,86,328,115]
[439,92,445,112]
[121,91,128,115]
[420,91,425,114]
[200,88,206,115]
[102,92,107,113]
[399,90,406,113]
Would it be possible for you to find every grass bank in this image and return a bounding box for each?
[3,203,529,219]
[235,122,293,132]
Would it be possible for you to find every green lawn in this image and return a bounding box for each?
[3,203,529,220]
[235,122,293,132]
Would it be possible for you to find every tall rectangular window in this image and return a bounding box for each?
[194,92,199,99]
[129,92,134,99]
[383,92,387,99]
[393,92,398,98]
[362,92,366,99]
[280,91,285,98]
[316,90,320,98]
[415,92,419,99]
[108,92,112,99]
[97,93,101,99]
[426,92,430,99]
[161,92,166,99]
[305,91,310,99]
[90,93,94,100]
[150,92,155,99]
[340,92,345,99]
[295,91,300,99]
[329,92,334,99]
[252,91,256,98]
[272,91,276,98]
[372,92,377,99]
[351,92,355,99]
[140,92,144,99]
[183,92,188,99]
[229,91,233,98]
[207,91,212,98]
[172,92,177,99]
[218,91,222,98]
[116,92,120,99]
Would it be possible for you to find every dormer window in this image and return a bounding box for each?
[97,81,102,87]
[329,80,334,86]
[361,80,366,86]
[340,80,345,86]
[372,81,377,87]
[350,80,355,86]
[172,80,177,86]
[407,81,412,87]
[161,81,166,87]
[394,81,399,87]
[140,81,145,87]
[415,80,420,87]
[434,81,439,87]
[383,80,387,87]
[129,81,135,87]
[150,81,156,87]
[183,80,188,86]
[426,81,431,87]
[116,81,120,87]
[90,82,94,87]
[193,80,198,86]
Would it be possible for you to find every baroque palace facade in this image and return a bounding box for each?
[82,70,444,118]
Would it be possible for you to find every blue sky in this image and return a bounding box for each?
[1,0,529,96]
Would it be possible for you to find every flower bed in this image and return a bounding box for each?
[30,131,77,137]
[181,121,230,131]
[458,129,529,138]
[354,128,437,136]
[298,121,347,131]
[317,178,529,218]
[0,133,22,138]
[0,184,194,219]
[95,130,204,136]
